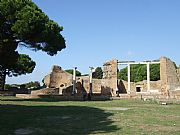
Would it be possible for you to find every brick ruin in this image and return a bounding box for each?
[160,57,180,99]
[16,56,180,100]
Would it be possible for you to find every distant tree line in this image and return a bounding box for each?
[65,69,82,76]
[4,81,41,90]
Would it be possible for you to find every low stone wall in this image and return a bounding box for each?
[16,94,112,101]
[51,95,112,101]
[31,88,59,95]
[16,94,39,99]
[119,80,161,93]
[132,92,163,100]
[169,90,180,99]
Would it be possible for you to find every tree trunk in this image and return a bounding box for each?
[1,71,6,91]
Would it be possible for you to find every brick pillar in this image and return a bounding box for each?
[103,59,118,96]
[160,57,179,97]
[160,57,168,96]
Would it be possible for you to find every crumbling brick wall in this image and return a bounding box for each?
[177,66,180,81]
[44,65,73,89]
[102,59,118,96]
[160,57,180,96]
[118,80,161,93]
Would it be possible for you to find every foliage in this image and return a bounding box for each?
[0,0,65,90]
[0,0,66,56]
[10,54,36,77]
[23,81,40,89]
[92,67,103,79]
[118,66,128,81]
[0,54,35,90]
[65,69,81,76]
[118,64,160,82]
[4,84,12,90]
[4,81,40,90]
[150,64,160,81]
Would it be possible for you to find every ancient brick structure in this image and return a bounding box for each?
[39,60,119,97]
[160,57,180,98]
[44,65,73,94]
[16,57,180,100]
[177,67,180,81]
[102,59,118,96]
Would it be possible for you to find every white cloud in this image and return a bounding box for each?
[127,50,133,56]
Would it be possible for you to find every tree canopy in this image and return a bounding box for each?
[65,69,82,77]
[4,81,40,90]
[0,0,66,90]
[118,64,160,82]
[12,54,36,76]
[92,67,103,79]
[0,54,36,90]
[0,0,65,55]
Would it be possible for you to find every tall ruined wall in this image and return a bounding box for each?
[160,57,179,96]
[177,66,180,81]
[103,59,118,96]
[44,65,73,89]
[44,74,50,87]
[160,57,179,84]
[76,76,89,94]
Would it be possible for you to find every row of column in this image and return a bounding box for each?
[127,62,150,93]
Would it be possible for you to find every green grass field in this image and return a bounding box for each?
[0,97,179,135]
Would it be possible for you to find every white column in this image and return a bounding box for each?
[89,70,92,84]
[147,63,150,90]
[72,67,77,95]
[89,67,94,95]
[128,64,131,94]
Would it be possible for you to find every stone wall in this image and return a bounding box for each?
[177,66,180,81]
[119,80,161,93]
[77,76,90,93]
[103,59,118,96]
[169,90,180,99]
[160,57,179,85]
[31,88,59,95]
[43,74,50,87]
[44,65,73,94]
[160,57,180,96]
[75,77,113,96]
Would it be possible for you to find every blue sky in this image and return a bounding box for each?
[7,0,180,84]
